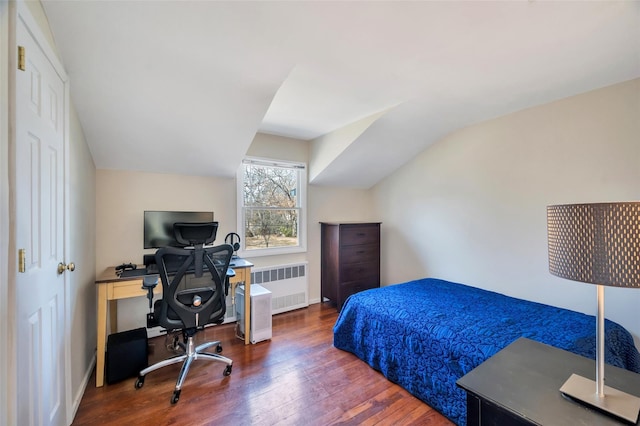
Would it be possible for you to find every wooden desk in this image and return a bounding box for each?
[457,337,640,425]
[94,258,252,387]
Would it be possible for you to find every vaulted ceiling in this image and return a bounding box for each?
[42,1,640,188]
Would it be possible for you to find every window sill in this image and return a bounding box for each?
[238,245,307,258]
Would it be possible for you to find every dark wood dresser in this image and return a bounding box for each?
[320,222,381,311]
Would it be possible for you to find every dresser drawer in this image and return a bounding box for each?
[341,243,379,264]
[341,261,379,283]
[340,224,379,246]
[337,282,375,310]
[341,279,379,296]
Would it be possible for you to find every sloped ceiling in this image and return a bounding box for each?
[42,1,640,188]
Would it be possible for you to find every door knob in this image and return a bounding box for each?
[57,262,76,274]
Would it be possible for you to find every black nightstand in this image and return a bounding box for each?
[457,337,640,425]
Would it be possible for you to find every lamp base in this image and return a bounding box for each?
[560,374,640,424]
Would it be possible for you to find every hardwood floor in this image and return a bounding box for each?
[73,303,453,425]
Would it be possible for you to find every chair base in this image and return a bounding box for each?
[135,335,232,404]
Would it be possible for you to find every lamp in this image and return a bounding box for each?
[547,202,640,423]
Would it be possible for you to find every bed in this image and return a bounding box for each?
[333,278,640,425]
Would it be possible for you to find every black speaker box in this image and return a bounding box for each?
[106,327,148,384]
[143,254,156,267]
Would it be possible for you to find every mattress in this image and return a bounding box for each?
[333,278,640,425]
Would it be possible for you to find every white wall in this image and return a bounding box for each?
[96,133,375,331]
[68,105,96,413]
[372,78,640,342]
[95,169,236,332]
[10,0,632,419]
[95,170,237,272]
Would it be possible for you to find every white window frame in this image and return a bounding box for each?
[236,156,307,257]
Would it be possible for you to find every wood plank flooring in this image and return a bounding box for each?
[73,303,453,425]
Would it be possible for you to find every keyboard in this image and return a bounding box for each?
[145,259,228,275]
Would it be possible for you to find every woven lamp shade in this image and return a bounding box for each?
[547,201,640,423]
[547,202,640,288]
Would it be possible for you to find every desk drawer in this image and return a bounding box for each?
[229,268,248,284]
[108,280,160,300]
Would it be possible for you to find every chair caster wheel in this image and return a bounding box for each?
[134,376,145,389]
[216,344,223,353]
[223,365,232,376]
[171,390,181,404]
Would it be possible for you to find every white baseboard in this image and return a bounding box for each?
[70,352,96,423]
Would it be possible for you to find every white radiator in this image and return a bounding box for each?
[254,262,309,314]
[224,262,308,322]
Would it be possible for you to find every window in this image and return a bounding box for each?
[237,157,306,256]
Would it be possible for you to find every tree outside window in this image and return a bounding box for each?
[239,158,306,255]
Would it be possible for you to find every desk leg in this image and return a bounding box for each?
[96,284,108,387]
[244,273,251,345]
[109,299,118,333]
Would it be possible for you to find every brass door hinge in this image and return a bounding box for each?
[18,249,26,273]
[18,46,25,71]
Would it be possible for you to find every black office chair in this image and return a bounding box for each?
[135,222,234,404]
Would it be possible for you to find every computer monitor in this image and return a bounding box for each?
[143,210,214,249]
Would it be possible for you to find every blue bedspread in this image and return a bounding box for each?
[333,278,640,425]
